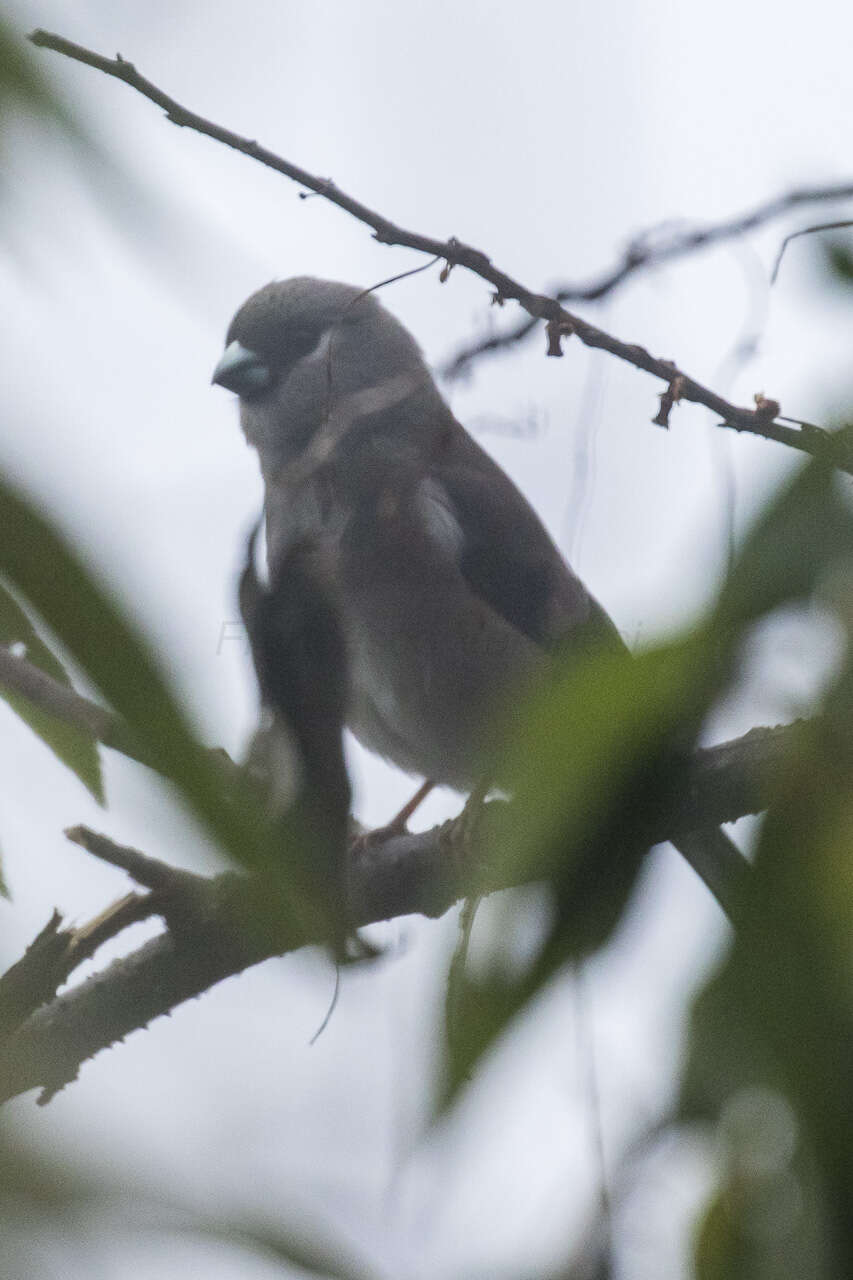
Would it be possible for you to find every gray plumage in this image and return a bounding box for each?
[214,277,618,790]
[214,277,750,916]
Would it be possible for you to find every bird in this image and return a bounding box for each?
[212,276,746,915]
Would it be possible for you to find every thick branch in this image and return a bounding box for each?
[0,721,795,1106]
[28,30,852,473]
[0,893,157,1041]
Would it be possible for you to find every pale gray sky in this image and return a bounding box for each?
[2,2,851,1276]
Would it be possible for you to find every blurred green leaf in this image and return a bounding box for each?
[444,459,853,1118]
[0,478,237,832]
[178,1214,382,1280]
[0,20,95,193]
[683,686,853,1274]
[0,578,103,804]
[0,1124,376,1280]
[0,20,71,131]
[694,1130,827,1280]
[494,636,716,889]
[441,631,724,1113]
[684,705,853,1274]
[679,460,853,1274]
[0,475,332,943]
[824,239,853,287]
[0,471,359,953]
[716,460,853,631]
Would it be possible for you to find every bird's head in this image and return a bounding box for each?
[213,277,434,464]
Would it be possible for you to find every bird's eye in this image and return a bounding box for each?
[292,326,334,368]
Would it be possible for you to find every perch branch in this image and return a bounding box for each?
[0,721,797,1106]
[27,30,853,474]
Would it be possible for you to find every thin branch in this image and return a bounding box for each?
[28,30,853,474]
[444,188,853,376]
[771,219,853,284]
[0,645,242,787]
[562,186,853,301]
[64,825,202,892]
[0,643,148,765]
[0,721,797,1106]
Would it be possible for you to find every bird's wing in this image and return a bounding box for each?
[430,424,623,655]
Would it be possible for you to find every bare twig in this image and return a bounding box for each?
[0,643,146,763]
[64,825,198,892]
[0,720,798,1105]
[66,892,158,962]
[0,645,243,790]
[567,188,853,303]
[771,219,853,284]
[443,190,853,377]
[28,29,853,473]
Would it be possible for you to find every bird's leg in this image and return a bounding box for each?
[387,778,435,832]
[349,778,435,851]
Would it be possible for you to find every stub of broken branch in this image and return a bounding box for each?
[653,374,687,428]
[545,316,575,357]
[0,911,71,1039]
[754,393,782,419]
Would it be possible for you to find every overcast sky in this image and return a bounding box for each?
[2,2,852,1276]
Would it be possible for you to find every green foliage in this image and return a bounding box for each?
[0,18,92,193]
[717,461,853,627]
[0,479,246,832]
[0,579,103,803]
[0,18,69,133]
[823,238,853,288]
[442,459,853,1149]
[175,1215,382,1280]
[0,475,341,948]
[441,633,723,1111]
[0,1123,381,1280]
[683,462,853,1277]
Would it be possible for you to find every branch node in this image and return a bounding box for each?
[545,316,575,358]
[653,374,686,428]
[753,393,781,419]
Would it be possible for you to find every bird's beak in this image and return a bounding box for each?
[212,340,273,396]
